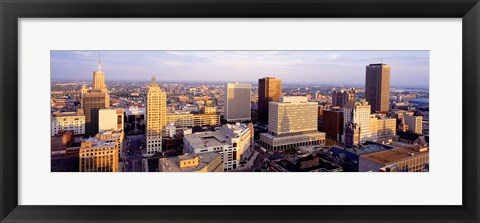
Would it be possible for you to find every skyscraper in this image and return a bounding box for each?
[343,100,371,145]
[365,63,391,112]
[258,77,282,125]
[82,60,110,136]
[145,77,167,155]
[224,83,251,122]
[93,60,106,90]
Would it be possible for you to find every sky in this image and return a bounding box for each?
[51,51,429,87]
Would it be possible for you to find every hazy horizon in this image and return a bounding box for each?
[51,50,429,87]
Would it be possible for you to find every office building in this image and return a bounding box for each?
[404,114,423,135]
[224,83,251,122]
[343,100,371,145]
[166,110,220,128]
[81,61,110,136]
[79,137,119,172]
[98,108,124,133]
[322,108,344,142]
[166,110,194,127]
[370,115,397,143]
[365,63,391,112]
[145,77,167,154]
[183,123,253,171]
[193,113,220,126]
[259,96,326,150]
[158,152,223,172]
[359,146,429,172]
[332,88,356,107]
[51,110,85,136]
[96,130,124,159]
[258,77,282,125]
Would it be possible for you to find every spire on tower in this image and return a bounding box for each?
[98,51,102,72]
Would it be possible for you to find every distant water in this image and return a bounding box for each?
[408,98,429,104]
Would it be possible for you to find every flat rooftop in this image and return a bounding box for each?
[185,131,229,148]
[361,147,428,164]
[159,152,220,172]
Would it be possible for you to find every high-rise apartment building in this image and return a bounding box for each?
[224,83,251,122]
[258,77,282,125]
[332,88,356,107]
[81,61,110,136]
[343,100,371,145]
[259,96,326,150]
[145,77,167,154]
[365,63,391,112]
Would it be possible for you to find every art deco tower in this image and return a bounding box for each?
[82,59,110,136]
[93,59,106,90]
[145,77,167,155]
[258,77,282,125]
[365,63,391,112]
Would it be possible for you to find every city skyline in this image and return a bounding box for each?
[51,50,429,87]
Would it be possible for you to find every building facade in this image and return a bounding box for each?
[343,100,371,145]
[365,63,391,112]
[98,108,124,133]
[145,77,167,154]
[404,114,423,135]
[224,83,251,122]
[322,108,344,142]
[79,137,119,172]
[370,115,397,143]
[259,96,326,150]
[258,77,282,125]
[51,110,85,136]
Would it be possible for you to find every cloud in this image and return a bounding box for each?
[71,51,94,56]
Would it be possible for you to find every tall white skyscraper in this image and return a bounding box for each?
[145,77,167,154]
[224,83,251,122]
[343,100,371,145]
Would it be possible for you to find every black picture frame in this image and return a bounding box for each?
[1,0,479,222]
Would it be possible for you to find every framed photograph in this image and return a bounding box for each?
[1,0,479,222]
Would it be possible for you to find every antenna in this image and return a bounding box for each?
[381,59,383,64]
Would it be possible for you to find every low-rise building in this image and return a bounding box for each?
[158,152,223,172]
[183,123,253,171]
[359,146,429,172]
[51,130,74,157]
[79,137,119,172]
[51,110,85,136]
